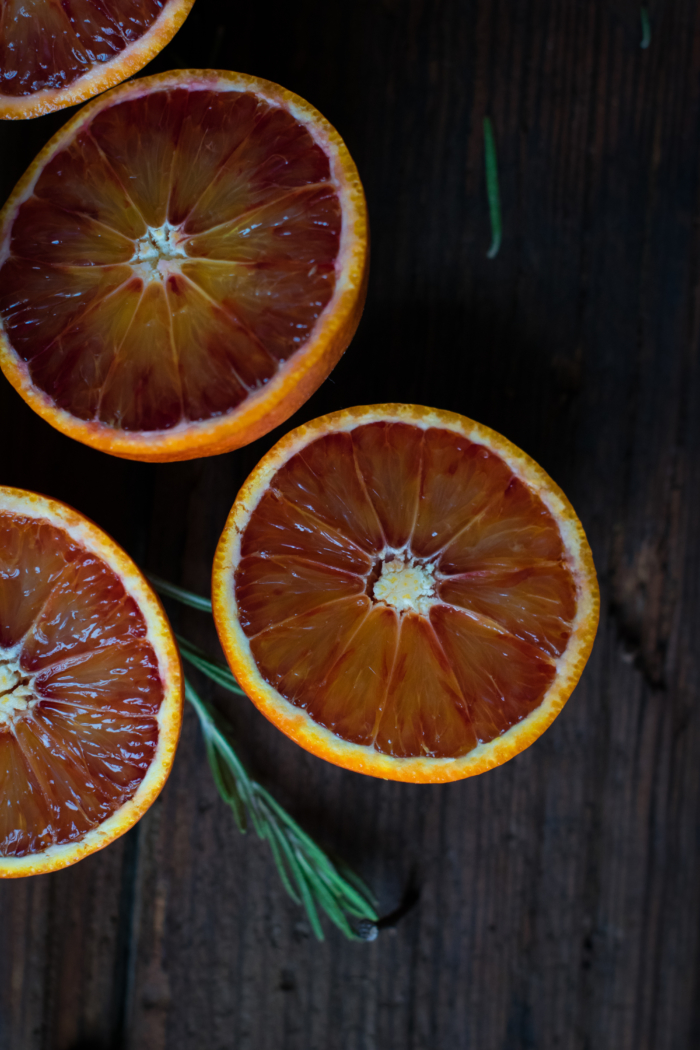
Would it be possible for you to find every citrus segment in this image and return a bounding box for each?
[0,71,368,460]
[308,604,398,745]
[351,422,423,549]
[249,597,370,709]
[437,566,576,658]
[410,429,513,558]
[236,556,364,636]
[0,0,196,119]
[430,604,556,739]
[213,405,599,783]
[271,431,385,553]
[0,487,182,875]
[374,612,475,759]
[438,478,567,573]
[240,489,373,576]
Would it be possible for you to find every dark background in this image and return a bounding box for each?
[2,0,700,1047]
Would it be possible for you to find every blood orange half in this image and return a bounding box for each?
[212,405,599,784]
[0,487,182,876]
[0,71,367,461]
[0,0,196,120]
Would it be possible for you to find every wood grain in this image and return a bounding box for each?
[2,1,700,1047]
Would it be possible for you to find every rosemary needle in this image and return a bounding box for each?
[147,572,213,613]
[640,7,651,49]
[152,576,379,941]
[483,116,502,259]
[176,633,244,695]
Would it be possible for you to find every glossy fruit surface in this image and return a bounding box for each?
[213,405,599,783]
[0,486,182,876]
[0,70,367,460]
[0,0,196,119]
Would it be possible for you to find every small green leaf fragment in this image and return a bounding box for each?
[483,116,502,259]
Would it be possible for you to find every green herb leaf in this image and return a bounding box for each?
[483,116,502,259]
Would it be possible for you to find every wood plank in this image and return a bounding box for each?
[2,0,700,1047]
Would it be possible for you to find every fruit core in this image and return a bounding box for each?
[372,556,437,615]
[131,221,188,281]
[0,651,34,728]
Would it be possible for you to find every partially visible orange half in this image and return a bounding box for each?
[0,0,196,120]
[0,486,182,876]
[212,405,599,784]
[0,71,368,461]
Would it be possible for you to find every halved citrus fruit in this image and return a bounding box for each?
[212,405,599,784]
[0,70,367,461]
[0,0,196,120]
[0,486,182,876]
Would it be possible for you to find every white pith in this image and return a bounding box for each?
[372,555,437,615]
[0,646,36,728]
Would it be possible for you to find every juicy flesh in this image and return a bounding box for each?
[234,423,578,759]
[0,0,168,97]
[0,513,162,856]
[0,85,341,431]
[0,0,166,97]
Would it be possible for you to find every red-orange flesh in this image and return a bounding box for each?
[0,513,162,856]
[0,0,176,98]
[0,85,341,431]
[234,422,578,759]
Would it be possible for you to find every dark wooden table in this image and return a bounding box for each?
[2,1,700,1047]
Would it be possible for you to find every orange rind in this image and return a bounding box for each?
[0,0,196,120]
[0,71,368,461]
[0,486,182,876]
[213,405,599,783]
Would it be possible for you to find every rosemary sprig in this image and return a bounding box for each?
[151,576,379,941]
[185,678,378,941]
[640,7,651,49]
[483,116,502,259]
